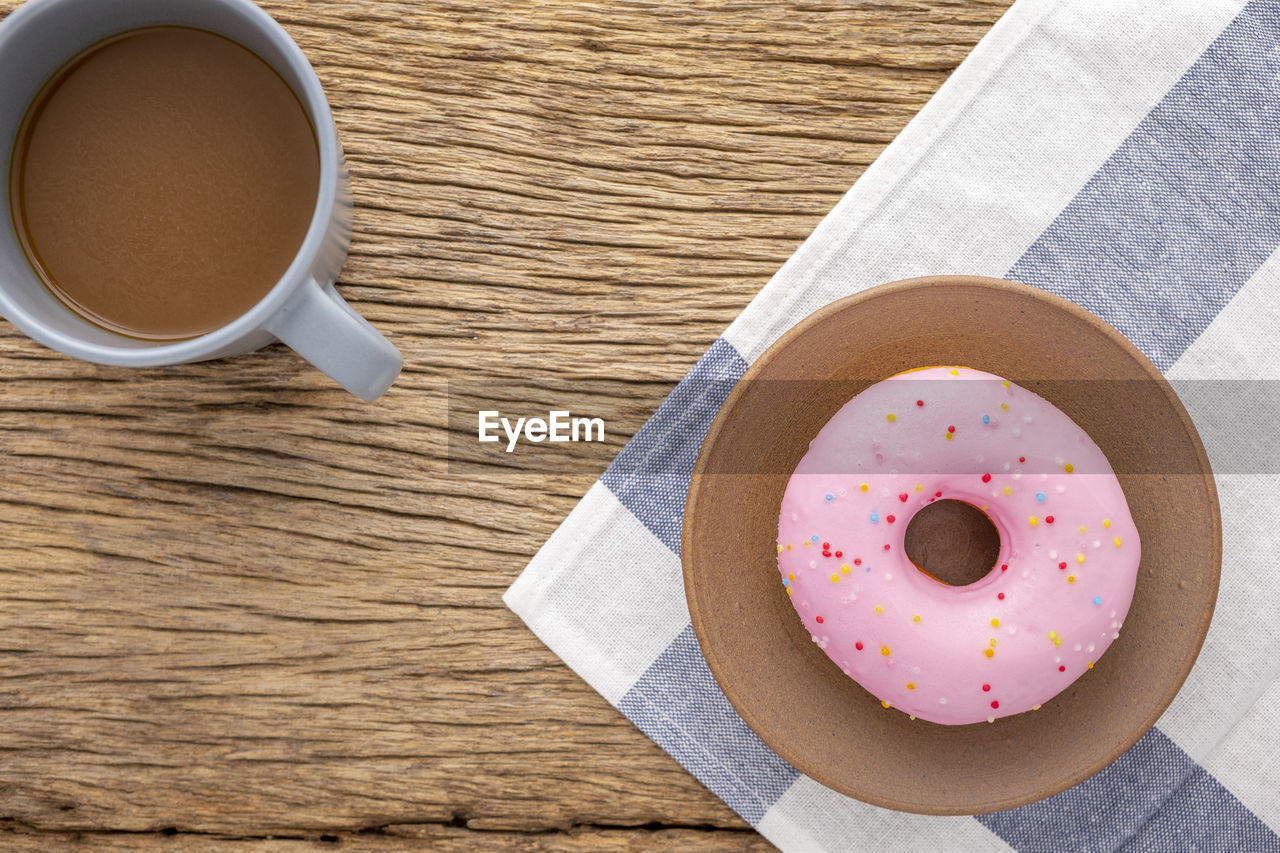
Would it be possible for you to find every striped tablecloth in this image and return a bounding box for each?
[506,0,1280,849]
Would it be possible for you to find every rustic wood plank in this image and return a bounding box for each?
[2,825,776,852]
[0,0,1012,848]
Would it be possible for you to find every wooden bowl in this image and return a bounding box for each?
[682,276,1220,814]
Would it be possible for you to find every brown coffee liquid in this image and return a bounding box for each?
[9,27,320,340]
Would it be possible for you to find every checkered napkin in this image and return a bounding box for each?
[506,0,1280,849]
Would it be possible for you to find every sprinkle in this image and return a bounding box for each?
[1103,518,1112,528]
[815,616,824,624]
[1019,456,1026,463]
[869,512,879,523]
[886,515,896,524]
[1114,537,1122,547]
[1045,515,1054,524]
[830,574,839,583]
[1079,526,1088,534]
[823,542,830,549]
[1064,463,1074,473]
[1001,403,1009,411]
[787,587,793,595]
[834,550,843,558]
[989,638,998,648]
[945,432,954,441]
[811,535,819,542]
[991,700,1000,709]
[881,700,891,709]
[887,413,897,423]
[803,541,810,548]
[1094,596,1103,605]
[1000,563,1009,572]
[1067,575,1076,583]
[782,578,789,587]
[884,544,891,551]
[991,618,1000,628]
[785,544,792,551]
[825,493,834,502]
[1032,705,1041,711]
[947,425,956,433]
[1057,561,1067,570]
[1002,380,1010,388]
[906,682,916,690]
[914,484,924,492]
[881,646,891,656]
[912,614,921,623]
[981,473,992,483]
[855,641,864,651]
[1035,492,1045,502]
[982,414,991,425]
[853,558,862,566]
[787,573,794,581]
[916,400,924,407]
[1003,486,1013,495]
[1059,665,1066,672]
[841,564,851,574]
[998,592,1005,600]
[982,683,991,692]
[939,698,948,705]
[984,648,995,658]
[874,605,883,614]
[1087,661,1094,669]
[950,369,959,376]
[860,483,869,492]
[1076,553,1086,564]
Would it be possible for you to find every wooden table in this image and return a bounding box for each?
[0,1,1011,849]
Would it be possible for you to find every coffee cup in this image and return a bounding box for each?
[0,0,403,401]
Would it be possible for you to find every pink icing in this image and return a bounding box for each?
[776,366,1140,725]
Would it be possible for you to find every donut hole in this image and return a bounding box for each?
[903,500,1001,587]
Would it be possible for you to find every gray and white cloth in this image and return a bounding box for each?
[506,0,1280,849]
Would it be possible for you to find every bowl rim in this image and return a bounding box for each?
[682,274,1221,814]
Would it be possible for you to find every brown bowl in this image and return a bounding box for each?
[682,275,1220,814]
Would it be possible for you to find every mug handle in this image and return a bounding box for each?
[265,277,402,401]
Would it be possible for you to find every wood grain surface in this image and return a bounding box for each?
[0,1,1011,849]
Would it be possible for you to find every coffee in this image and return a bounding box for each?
[9,26,319,341]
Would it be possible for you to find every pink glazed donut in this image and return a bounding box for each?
[776,366,1140,725]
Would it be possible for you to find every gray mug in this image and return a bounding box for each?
[0,0,403,401]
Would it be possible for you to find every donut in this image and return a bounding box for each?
[775,366,1140,725]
